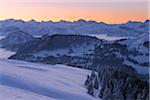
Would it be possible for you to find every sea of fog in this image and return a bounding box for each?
[0,48,15,59]
[0,36,15,59]
[0,36,5,40]
[88,34,127,41]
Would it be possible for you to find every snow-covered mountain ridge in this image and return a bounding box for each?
[0,19,149,37]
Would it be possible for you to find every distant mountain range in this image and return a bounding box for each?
[0,19,149,37]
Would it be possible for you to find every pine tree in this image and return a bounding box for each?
[93,76,99,89]
[85,75,90,86]
[87,82,94,96]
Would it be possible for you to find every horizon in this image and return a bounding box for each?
[0,0,148,24]
[0,18,149,24]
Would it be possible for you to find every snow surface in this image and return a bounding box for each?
[0,59,99,100]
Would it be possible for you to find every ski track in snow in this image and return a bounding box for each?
[0,59,99,100]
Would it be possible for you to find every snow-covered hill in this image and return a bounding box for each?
[9,34,104,68]
[10,34,149,74]
[0,59,99,100]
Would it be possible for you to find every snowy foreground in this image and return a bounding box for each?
[0,59,99,100]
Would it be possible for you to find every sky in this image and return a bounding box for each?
[0,0,149,24]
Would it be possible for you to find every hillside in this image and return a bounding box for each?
[0,59,99,100]
[9,34,104,68]
[10,34,149,73]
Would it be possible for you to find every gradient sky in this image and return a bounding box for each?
[0,0,149,24]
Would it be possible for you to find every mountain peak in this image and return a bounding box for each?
[144,19,150,23]
[28,19,38,24]
[74,19,87,24]
[127,20,142,24]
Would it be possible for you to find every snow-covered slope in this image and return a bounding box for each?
[119,33,149,71]
[0,59,99,100]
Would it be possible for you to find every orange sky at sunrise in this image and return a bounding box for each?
[0,0,149,24]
